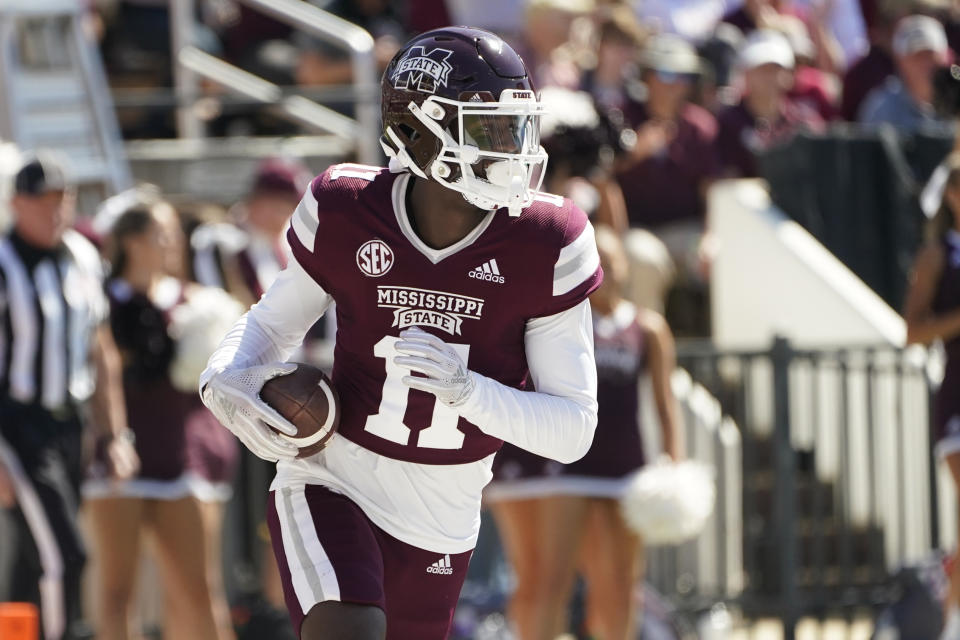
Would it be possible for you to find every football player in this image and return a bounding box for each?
[200,27,602,640]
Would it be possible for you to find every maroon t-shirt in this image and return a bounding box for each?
[615,102,719,229]
[790,66,840,121]
[288,165,602,465]
[840,45,895,122]
[716,98,825,178]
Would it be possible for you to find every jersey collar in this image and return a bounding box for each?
[391,173,496,265]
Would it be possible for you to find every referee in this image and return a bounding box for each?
[0,152,138,640]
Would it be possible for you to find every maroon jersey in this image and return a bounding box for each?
[287,164,602,465]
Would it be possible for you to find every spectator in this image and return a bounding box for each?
[696,23,746,111]
[191,156,311,308]
[97,0,225,138]
[219,6,293,80]
[822,0,870,69]
[444,0,526,45]
[580,5,648,112]
[520,0,594,90]
[538,87,626,222]
[486,226,683,640]
[903,151,960,640]
[632,0,728,42]
[783,19,841,120]
[841,0,906,121]
[716,29,825,178]
[603,34,719,315]
[84,193,240,640]
[0,152,138,640]
[296,0,405,88]
[722,0,844,72]
[858,14,950,132]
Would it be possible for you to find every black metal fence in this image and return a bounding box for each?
[760,127,952,312]
[670,337,940,638]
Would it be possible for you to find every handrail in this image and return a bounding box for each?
[170,0,380,164]
[236,0,379,164]
[178,46,359,138]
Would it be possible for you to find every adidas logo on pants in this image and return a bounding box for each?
[427,554,453,575]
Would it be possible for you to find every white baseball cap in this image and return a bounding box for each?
[640,33,702,75]
[738,29,795,70]
[893,14,948,58]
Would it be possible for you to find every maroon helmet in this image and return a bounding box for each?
[380,27,548,215]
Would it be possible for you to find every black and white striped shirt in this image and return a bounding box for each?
[0,229,108,409]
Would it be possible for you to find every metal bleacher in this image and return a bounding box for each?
[130,0,381,204]
[0,0,132,211]
[1,0,380,208]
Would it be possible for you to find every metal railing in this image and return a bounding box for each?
[177,46,361,138]
[0,0,132,204]
[170,0,379,164]
[676,337,940,638]
[644,369,744,611]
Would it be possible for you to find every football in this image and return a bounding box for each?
[259,364,340,458]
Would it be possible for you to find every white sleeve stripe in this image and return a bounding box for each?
[291,188,318,248]
[553,247,600,296]
[553,223,599,296]
[554,247,593,281]
[556,222,595,265]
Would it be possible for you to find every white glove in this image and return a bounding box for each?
[394,327,476,407]
[201,363,301,462]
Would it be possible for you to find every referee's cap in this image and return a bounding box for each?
[13,151,74,196]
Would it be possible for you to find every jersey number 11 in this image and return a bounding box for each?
[363,336,471,450]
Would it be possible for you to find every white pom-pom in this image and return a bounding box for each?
[168,286,244,393]
[619,459,716,545]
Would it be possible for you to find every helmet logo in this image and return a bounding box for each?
[392,46,454,94]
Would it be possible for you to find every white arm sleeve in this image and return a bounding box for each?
[199,259,333,388]
[455,299,598,464]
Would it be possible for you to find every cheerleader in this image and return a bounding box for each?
[486,225,683,640]
[83,194,240,640]
[905,153,960,640]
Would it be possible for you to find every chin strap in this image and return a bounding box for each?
[381,129,428,178]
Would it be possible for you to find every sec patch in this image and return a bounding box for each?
[357,239,394,277]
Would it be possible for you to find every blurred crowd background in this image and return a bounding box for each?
[69,0,960,337]
[2,0,960,638]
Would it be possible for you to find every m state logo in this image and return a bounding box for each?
[377,286,484,336]
[392,46,454,94]
[357,240,394,277]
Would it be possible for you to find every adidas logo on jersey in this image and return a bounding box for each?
[468,259,505,284]
[427,554,454,575]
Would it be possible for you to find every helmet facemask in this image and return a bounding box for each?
[384,89,549,216]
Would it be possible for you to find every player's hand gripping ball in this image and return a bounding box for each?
[259,364,340,458]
